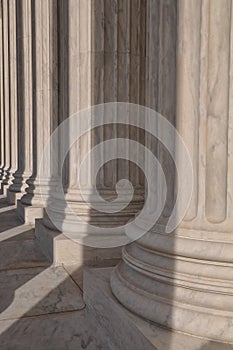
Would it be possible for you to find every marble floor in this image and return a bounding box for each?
[1,194,233,350]
[0,195,107,350]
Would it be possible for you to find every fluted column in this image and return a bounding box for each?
[36,0,147,264]
[8,0,33,207]
[18,0,58,215]
[6,0,19,204]
[1,0,13,193]
[1,0,19,199]
[111,0,233,343]
[0,1,4,182]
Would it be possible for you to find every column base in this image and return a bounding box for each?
[7,189,23,205]
[110,237,233,344]
[35,219,122,266]
[84,268,227,350]
[1,183,9,196]
[16,200,44,225]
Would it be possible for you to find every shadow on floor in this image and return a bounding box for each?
[199,342,233,350]
[0,196,108,349]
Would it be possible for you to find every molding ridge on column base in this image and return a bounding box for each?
[1,170,14,186]
[21,177,59,206]
[84,267,230,350]
[137,229,233,262]
[110,261,233,343]
[123,244,233,283]
[9,171,31,191]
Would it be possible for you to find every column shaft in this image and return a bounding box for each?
[1,0,12,192]
[111,0,233,343]
[0,1,4,181]
[12,0,33,189]
[9,0,34,211]
[44,0,146,232]
[36,0,147,264]
[20,0,58,208]
[7,0,19,203]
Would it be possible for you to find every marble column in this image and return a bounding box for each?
[6,0,19,204]
[8,0,34,211]
[0,1,4,182]
[36,0,147,265]
[1,0,19,199]
[16,0,58,223]
[1,0,13,194]
[111,0,233,343]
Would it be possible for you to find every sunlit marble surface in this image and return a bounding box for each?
[0,197,107,350]
[84,267,233,350]
[0,266,85,320]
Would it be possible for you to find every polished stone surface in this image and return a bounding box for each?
[16,201,44,226]
[35,0,146,262]
[35,219,122,267]
[0,198,48,271]
[111,0,233,343]
[84,267,233,350]
[1,0,233,346]
[0,197,107,349]
[0,311,108,350]
[0,266,85,320]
